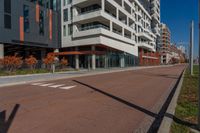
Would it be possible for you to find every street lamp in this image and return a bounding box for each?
[198,0,200,128]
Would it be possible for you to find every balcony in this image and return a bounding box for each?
[80,24,110,31]
[138,32,154,41]
[138,42,155,51]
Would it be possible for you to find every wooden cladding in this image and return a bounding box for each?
[36,4,40,23]
[49,9,52,40]
[19,16,24,42]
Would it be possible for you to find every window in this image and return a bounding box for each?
[70,7,73,20]
[46,2,49,9]
[63,0,66,6]
[4,0,11,29]
[39,10,44,35]
[24,5,30,33]
[68,0,72,4]
[63,9,68,22]
[63,25,66,36]
[4,0,11,13]
[68,24,72,35]
[4,14,11,29]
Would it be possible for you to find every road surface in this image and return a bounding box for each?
[0,65,185,133]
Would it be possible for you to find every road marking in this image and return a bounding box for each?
[31,83,45,86]
[49,84,65,88]
[39,83,55,87]
[59,86,76,90]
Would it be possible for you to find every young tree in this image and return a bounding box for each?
[25,55,38,70]
[3,55,23,73]
[60,57,68,69]
[43,54,55,70]
[0,58,3,69]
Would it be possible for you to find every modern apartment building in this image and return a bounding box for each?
[158,23,186,64]
[158,23,171,64]
[61,0,161,68]
[0,0,161,69]
[0,0,60,61]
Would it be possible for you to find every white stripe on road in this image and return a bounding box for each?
[59,86,76,90]
[39,83,55,87]
[49,84,65,88]
[31,83,45,86]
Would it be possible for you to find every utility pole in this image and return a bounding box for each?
[190,21,194,75]
[198,0,200,128]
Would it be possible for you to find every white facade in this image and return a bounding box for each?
[61,0,160,56]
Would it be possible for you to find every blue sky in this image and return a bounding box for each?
[161,0,198,57]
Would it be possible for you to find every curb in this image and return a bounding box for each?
[158,69,186,133]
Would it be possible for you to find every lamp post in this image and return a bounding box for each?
[198,0,200,128]
[190,21,194,75]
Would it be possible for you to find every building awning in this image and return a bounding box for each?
[49,51,106,56]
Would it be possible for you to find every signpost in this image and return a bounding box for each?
[198,0,200,128]
[190,21,194,75]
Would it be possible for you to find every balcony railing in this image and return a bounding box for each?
[79,8,101,15]
[80,24,110,31]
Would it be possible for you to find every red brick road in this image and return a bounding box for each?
[0,65,185,133]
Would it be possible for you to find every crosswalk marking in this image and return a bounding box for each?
[59,86,76,90]
[31,83,45,86]
[49,84,65,88]
[30,83,77,90]
[39,83,55,87]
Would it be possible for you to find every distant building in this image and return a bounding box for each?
[158,23,185,64]
[158,23,171,64]
[177,45,186,54]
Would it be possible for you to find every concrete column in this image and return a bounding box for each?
[120,54,125,68]
[110,21,113,32]
[104,55,108,68]
[101,0,105,11]
[41,49,46,68]
[127,17,129,26]
[116,9,119,20]
[75,47,79,70]
[122,28,125,36]
[0,44,4,59]
[91,45,96,70]
[122,0,124,8]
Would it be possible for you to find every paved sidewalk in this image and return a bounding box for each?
[0,65,173,87]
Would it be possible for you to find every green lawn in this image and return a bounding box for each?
[171,65,199,133]
[0,68,74,76]
[0,69,50,76]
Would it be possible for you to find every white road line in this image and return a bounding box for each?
[49,84,65,88]
[31,83,45,86]
[39,83,55,87]
[59,86,76,90]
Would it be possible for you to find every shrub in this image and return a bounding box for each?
[3,55,23,73]
[43,54,55,70]
[25,55,38,70]
[60,57,68,69]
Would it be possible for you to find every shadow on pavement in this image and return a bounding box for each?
[0,104,20,133]
[73,68,185,133]
[165,113,200,131]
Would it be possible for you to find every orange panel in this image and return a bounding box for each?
[19,16,24,42]
[36,4,40,22]
[49,9,52,40]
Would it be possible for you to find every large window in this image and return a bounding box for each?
[68,24,72,35]
[63,25,66,36]
[39,10,44,35]
[68,0,72,4]
[24,5,30,33]
[63,9,68,22]
[4,0,11,29]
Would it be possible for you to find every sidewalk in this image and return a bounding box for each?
[0,65,173,87]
